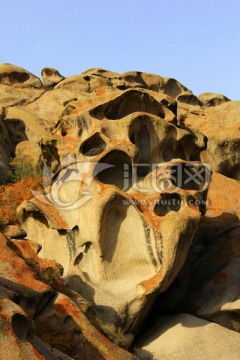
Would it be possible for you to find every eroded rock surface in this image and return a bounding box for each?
[0,63,239,359]
[183,101,240,179]
[17,79,210,338]
[41,67,65,88]
[134,313,240,360]
[0,233,136,359]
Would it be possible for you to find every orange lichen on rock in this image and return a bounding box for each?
[33,196,69,229]
[0,178,42,228]
[141,269,164,294]
[0,233,53,298]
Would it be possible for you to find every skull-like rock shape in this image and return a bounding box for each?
[18,85,210,341]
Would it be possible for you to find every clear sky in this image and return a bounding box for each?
[1,0,240,99]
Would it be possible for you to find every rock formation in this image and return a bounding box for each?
[0,63,239,359]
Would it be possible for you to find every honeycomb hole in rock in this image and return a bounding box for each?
[162,132,200,162]
[170,163,208,190]
[61,127,68,137]
[177,94,201,106]
[94,150,132,190]
[0,71,30,85]
[129,118,151,176]
[115,84,128,90]
[100,195,153,283]
[11,314,30,340]
[163,79,184,98]
[162,141,187,162]
[90,90,165,120]
[155,193,182,216]
[43,68,53,76]
[80,133,106,156]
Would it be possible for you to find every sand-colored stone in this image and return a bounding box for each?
[4,106,50,142]
[0,84,45,108]
[0,63,42,88]
[199,92,230,107]
[24,88,86,128]
[41,67,65,88]
[0,233,137,359]
[3,224,27,239]
[14,141,42,169]
[134,313,240,360]
[0,63,239,359]
[152,172,240,332]
[55,73,112,93]
[183,101,240,179]
[17,82,210,338]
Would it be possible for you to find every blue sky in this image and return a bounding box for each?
[1,0,240,99]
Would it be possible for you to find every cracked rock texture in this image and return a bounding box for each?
[0,63,239,359]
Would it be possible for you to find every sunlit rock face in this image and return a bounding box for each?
[17,67,211,336]
[0,64,239,359]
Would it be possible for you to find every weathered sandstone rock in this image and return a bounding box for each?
[14,141,42,169]
[199,92,230,107]
[0,63,42,88]
[152,173,240,332]
[0,63,239,359]
[0,233,137,359]
[0,84,44,108]
[183,101,240,179]
[134,313,240,360]
[17,81,211,339]
[41,67,65,88]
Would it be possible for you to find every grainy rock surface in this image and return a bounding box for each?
[0,63,239,359]
[41,67,65,88]
[133,313,240,360]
